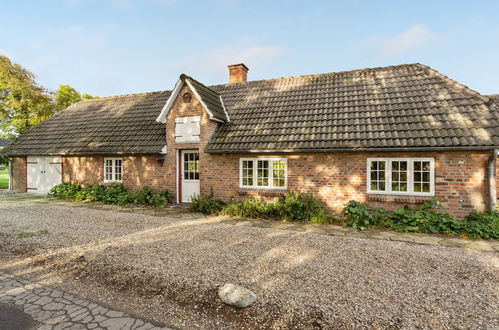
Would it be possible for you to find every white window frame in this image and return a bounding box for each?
[367,158,435,196]
[239,158,287,190]
[104,158,123,183]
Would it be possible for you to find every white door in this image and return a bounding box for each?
[180,150,200,203]
[27,156,62,194]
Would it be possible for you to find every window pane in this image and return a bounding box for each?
[272,160,285,187]
[414,161,421,171]
[414,183,422,192]
[422,182,430,192]
[414,172,421,182]
[242,160,254,187]
[422,161,430,171]
[257,160,269,186]
[369,160,386,192]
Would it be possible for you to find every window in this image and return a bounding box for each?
[183,152,199,180]
[104,158,122,182]
[175,116,200,143]
[367,158,434,196]
[240,158,287,189]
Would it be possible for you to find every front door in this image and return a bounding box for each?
[27,156,62,194]
[180,150,200,202]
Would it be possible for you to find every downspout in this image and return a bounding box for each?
[487,149,499,211]
[8,158,13,190]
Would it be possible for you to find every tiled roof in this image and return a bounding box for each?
[207,63,498,152]
[3,91,169,155]
[183,75,228,122]
[3,63,498,156]
[0,139,11,147]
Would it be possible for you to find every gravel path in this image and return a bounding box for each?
[0,198,497,329]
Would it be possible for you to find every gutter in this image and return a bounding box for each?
[205,146,499,154]
[487,149,499,211]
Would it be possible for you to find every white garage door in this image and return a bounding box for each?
[27,156,62,194]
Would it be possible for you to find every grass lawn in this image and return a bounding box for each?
[0,168,8,189]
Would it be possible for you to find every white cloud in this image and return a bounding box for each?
[373,24,439,56]
[177,39,281,80]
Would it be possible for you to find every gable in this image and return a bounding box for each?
[156,74,229,124]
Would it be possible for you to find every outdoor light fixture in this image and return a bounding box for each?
[157,153,165,167]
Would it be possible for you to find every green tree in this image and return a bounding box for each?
[55,84,81,110]
[55,85,99,110]
[0,55,55,135]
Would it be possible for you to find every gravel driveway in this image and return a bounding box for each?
[0,197,497,329]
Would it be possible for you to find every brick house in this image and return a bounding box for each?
[3,63,499,218]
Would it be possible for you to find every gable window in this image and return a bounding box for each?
[367,158,434,196]
[240,158,287,189]
[175,116,200,143]
[104,158,122,182]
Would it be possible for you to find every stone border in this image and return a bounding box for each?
[0,271,170,330]
[3,193,498,253]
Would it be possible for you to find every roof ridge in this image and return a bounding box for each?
[182,74,221,96]
[209,63,423,88]
[75,90,168,104]
[415,64,489,102]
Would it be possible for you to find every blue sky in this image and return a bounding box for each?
[2,0,499,96]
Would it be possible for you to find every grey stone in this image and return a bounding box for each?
[218,283,257,308]
[101,317,136,329]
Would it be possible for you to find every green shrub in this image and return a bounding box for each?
[74,183,103,202]
[341,198,499,239]
[277,193,331,223]
[191,194,225,214]
[48,182,81,199]
[342,200,374,229]
[100,182,128,204]
[462,210,499,239]
[48,182,173,208]
[130,186,174,207]
[192,193,334,223]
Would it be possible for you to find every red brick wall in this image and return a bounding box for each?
[62,155,166,191]
[10,156,26,191]
[161,84,495,218]
[164,84,219,202]
[200,151,491,219]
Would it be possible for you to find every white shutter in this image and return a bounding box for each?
[175,116,200,143]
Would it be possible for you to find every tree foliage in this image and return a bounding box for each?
[0,56,54,136]
[0,56,98,137]
[55,85,99,111]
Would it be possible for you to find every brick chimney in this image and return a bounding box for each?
[228,63,249,84]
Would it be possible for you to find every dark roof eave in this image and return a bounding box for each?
[4,151,162,157]
[205,145,499,154]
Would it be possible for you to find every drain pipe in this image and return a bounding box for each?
[487,149,499,211]
[8,158,13,190]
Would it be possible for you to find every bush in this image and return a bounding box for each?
[48,182,81,200]
[191,194,225,214]
[48,182,173,208]
[341,198,499,239]
[192,193,335,223]
[462,210,499,239]
[131,186,174,207]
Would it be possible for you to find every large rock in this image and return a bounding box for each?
[218,284,257,308]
